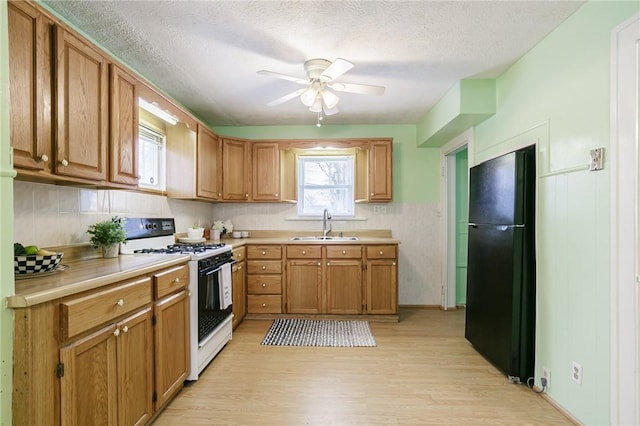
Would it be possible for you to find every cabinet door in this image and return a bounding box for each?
[232,261,246,329]
[326,260,363,314]
[197,125,222,200]
[55,26,109,181]
[60,324,118,426]
[286,260,322,314]
[154,290,189,409]
[117,308,153,426]
[109,64,139,186]
[222,138,250,200]
[368,140,393,201]
[366,260,398,314]
[8,0,53,172]
[252,142,280,201]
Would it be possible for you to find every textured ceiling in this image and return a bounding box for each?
[42,1,584,127]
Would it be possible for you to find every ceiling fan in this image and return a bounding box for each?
[257,58,385,118]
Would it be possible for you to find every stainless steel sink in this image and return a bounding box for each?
[289,236,359,241]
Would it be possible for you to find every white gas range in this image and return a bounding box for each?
[120,218,234,381]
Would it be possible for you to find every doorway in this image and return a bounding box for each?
[441,129,473,310]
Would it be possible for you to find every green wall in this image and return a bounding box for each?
[214,124,441,204]
[473,2,638,424]
[0,1,14,424]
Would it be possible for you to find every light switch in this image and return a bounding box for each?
[589,147,604,171]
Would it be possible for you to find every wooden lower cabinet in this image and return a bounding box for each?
[232,260,246,328]
[326,259,363,314]
[246,245,283,314]
[286,259,322,314]
[365,246,398,315]
[60,307,153,426]
[13,262,190,425]
[154,290,189,409]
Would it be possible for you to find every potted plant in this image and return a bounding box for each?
[87,216,126,258]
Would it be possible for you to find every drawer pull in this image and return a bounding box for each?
[393,262,396,266]
[302,250,306,255]
[342,250,346,255]
[327,262,331,266]
[261,251,266,255]
[116,299,124,307]
[113,328,120,337]
[379,251,384,255]
[122,326,129,333]
[238,265,243,270]
[262,303,266,307]
[173,277,180,285]
[317,262,321,266]
[262,283,267,288]
[40,154,49,162]
[60,159,69,167]
[261,265,267,270]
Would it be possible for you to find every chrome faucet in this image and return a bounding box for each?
[322,209,332,236]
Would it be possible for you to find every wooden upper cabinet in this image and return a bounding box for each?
[197,125,222,200]
[109,64,139,187]
[368,140,393,202]
[252,142,280,201]
[222,137,251,201]
[8,0,54,172]
[55,26,109,181]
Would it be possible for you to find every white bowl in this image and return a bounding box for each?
[187,228,204,239]
[232,231,242,238]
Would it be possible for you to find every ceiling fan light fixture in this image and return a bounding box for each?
[309,97,323,113]
[321,89,339,109]
[300,87,317,107]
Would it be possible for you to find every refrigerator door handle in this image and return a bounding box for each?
[468,223,525,230]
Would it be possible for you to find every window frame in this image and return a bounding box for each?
[137,124,166,192]
[297,154,355,217]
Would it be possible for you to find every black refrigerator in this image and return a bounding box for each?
[465,147,536,383]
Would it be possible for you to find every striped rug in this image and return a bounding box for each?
[261,319,376,347]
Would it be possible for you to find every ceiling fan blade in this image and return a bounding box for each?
[257,70,308,84]
[319,58,354,82]
[328,81,385,96]
[267,88,306,107]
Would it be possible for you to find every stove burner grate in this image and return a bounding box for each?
[133,242,227,255]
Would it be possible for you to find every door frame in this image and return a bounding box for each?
[440,128,474,309]
[610,12,639,425]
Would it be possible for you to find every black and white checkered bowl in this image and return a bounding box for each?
[14,253,64,275]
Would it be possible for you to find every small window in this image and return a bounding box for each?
[137,125,166,191]
[297,155,355,217]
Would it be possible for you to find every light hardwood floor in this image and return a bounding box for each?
[153,308,573,425]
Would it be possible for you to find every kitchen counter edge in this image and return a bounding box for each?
[7,254,192,308]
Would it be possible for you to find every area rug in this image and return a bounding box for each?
[261,319,376,347]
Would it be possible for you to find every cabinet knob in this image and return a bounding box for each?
[245,193,249,199]
[113,329,120,337]
[342,250,346,255]
[187,291,192,297]
[317,262,321,266]
[261,265,266,270]
[393,262,396,266]
[218,192,222,197]
[122,326,129,333]
[262,303,266,307]
[173,277,180,284]
[40,154,49,162]
[262,283,266,287]
[261,251,266,255]
[275,193,279,197]
[379,251,384,255]
[302,250,306,255]
[60,159,69,167]
[370,192,374,196]
[327,262,331,266]
[238,265,243,270]
[116,299,124,307]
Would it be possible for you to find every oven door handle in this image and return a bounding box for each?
[200,259,236,276]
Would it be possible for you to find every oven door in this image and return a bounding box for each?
[197,261,233,341]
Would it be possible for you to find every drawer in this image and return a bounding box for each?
[326,245,362,259]
[247,245,282,259]
[366,245,397,259]
[232,246,246,262]
[61,277,151,340]
[286,245,321,258]
[154,264,189,299]
[248,295,282,314]
[247,275,282,294]
[247,260,282,274]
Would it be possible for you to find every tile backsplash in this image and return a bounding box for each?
[13,181,442,306]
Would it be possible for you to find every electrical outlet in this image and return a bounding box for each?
[572,361,583,385]
[373,205,387,214]
[589,147,604,171]
[542,367,551,388]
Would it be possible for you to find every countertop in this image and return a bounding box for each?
[8,233,400,308]
[7,253,191,308]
